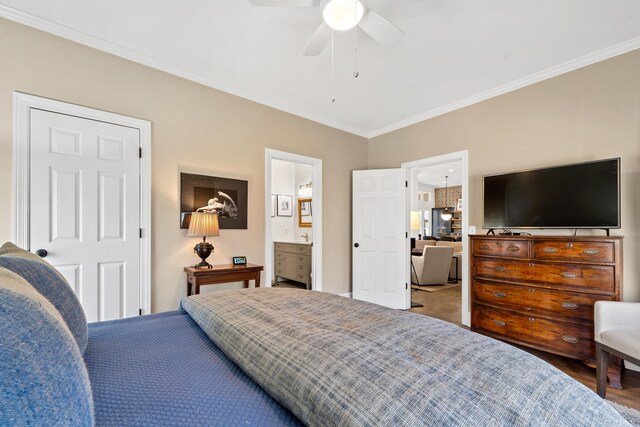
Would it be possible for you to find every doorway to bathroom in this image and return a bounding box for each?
[264,149,323,291]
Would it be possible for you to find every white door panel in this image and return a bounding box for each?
[30,108,141,322]
[352,169,409,309]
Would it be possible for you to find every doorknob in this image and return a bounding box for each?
[354,243,359,248]
[35,249,48,258]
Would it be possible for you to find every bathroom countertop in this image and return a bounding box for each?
[274,240,313,246]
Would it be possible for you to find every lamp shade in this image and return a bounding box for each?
[441,209,453,221]
[410,211,421,231]
[187,212,220,237]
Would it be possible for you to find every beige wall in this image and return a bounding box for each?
[2,17,638,310]
[0,18,368,312]
[369,49,640,301]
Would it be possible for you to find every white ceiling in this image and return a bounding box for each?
[2,1,639,137]
[414,160,462,187]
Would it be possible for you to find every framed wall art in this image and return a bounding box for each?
[277,194,293,217]
[271,194,276,217]
[180,173,248,229]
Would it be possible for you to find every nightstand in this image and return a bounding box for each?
[185,264,264,296]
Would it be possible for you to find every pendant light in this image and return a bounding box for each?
[441,176,453,221]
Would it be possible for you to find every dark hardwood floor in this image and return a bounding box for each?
[410,285,640,411]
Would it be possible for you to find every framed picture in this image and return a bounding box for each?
[277,194,293,217]
[456,198,463,212]
[180,173,248,229]
[271,194,276,217]
[298,197,312,228]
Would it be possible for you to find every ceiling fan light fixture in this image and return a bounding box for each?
[322,0,364,31]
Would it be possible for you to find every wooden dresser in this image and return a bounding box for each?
[274,242,312,289]
[471,235,623,366]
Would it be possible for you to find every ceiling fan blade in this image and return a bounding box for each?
[303,22,331,56]
[249,0,320,6]
[358,10,404,46]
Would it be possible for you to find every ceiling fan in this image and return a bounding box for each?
[249,0,404,56]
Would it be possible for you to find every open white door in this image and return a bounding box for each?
[352,169,409,309]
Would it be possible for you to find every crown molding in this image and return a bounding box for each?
[0,5,370,138]
[368,36,640,139]
[2,4,638,141]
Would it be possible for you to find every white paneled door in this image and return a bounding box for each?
[29,108,141,322]
[352,169,409,309]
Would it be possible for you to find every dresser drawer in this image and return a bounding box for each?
[274,243,286,252]
[472,280,613,322]
[474,259,615,293]
[275,252,284,260]
[533,241,615,263]
[472,305,594,359]
[472,239,528,258]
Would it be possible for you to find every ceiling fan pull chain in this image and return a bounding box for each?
[353,0,359,78]
[330,30,336,103]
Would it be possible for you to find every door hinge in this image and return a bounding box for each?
[406,283,408,290]
[406,232,408,238]
[405,181,408,187]
[139,308,142,316]
[139,228,142,238]
[139,147,142,158]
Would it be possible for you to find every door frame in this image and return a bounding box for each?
[401,150,470,326]
[13,92,152,315]
[265,149,323,291]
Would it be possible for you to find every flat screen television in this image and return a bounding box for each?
[483,158,620,229]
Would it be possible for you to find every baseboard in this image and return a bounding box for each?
[339,292,353,298]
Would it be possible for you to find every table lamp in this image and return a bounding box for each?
[187,211,220,269]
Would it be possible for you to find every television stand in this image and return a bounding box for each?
[486,229,496,235]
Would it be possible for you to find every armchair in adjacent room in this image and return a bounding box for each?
[411,246,454,286]
[594,301,640,398]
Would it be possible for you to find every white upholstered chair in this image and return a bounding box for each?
[594,301,640,398]
[411,246,454,286]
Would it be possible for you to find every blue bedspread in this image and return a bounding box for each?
[84,310,301,426]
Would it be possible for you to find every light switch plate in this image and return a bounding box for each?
[468,225,477,234]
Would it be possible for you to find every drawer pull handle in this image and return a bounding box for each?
[528,317,535,322]
[561,302,578,310]
[479,244,490,250]
[528,288,535,293]
[506,246,520,252]
[493,292,506,298]
[543,247,559,253]
[494,320,506,327]
[494,266,506,272]
[567,243,574,248]
[561,272,578,279]
[583,249,601,255]
[562,335,579,344]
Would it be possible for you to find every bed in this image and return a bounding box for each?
[0,241,632,426]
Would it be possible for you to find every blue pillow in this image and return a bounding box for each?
[0,256,88,354]
[0,267,94,426]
